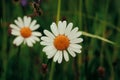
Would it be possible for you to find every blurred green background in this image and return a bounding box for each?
[0,0,120,80]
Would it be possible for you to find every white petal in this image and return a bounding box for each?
[30,24,40,31]
[61,21,67,34]
[58,21,63,34]
[14,20,23,28]
[44,30,55,39]
[47,49,57,59]
[68,47,76,57]
[17,17,24,27]
[70,32,82,40]
[11,29,20,36]
[53,51,60,62]
[26,38,33,47]
[31,36,40,41]
[43,45,54,52]
[58,21,66,34]
[50,22,59,36]
[41,36,53,42]
[70,44,82,49]
[70,38,83,43]
[63,50,69,62]
[25,17,31,27]
[28,17,32,26]
[13,36,24,46]
[10,24,20,30]
[58,21,62,33]
[68,27,79,39]
[30,20,37,28]
[43,46,51,52]
[32,32,42,37]
[40,41,52,46]
[58,51,63,63]
[75,32,82,37]
[65,23,73,36]
[23,39,26,44]
[23,16,28,26]
[27,37,36,44]
[71,47,82,53]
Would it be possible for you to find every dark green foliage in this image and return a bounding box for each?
[0,0,120,80]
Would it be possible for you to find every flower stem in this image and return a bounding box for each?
[56,0,61,24]
[73,57,79,80]
[48,0,61,80]
[48,62,55,80]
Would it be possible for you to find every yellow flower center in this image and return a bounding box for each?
[20,27,32,38]
[54,35,70,50]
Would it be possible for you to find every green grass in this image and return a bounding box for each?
[0,0,120,80]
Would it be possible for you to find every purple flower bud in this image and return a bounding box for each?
[20,0,28,7]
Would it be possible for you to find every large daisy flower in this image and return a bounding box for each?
[10,16,42,47]
[40,21,83,63]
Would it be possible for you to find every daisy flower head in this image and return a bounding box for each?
[10,16,42,47]
[40,21,83,63]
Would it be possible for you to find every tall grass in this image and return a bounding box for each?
[0,0,120,80]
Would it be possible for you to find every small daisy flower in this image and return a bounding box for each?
[10,16,42,47]
[40,21,83,63]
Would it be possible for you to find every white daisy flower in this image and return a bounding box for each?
[40,21,83,63]
[10,16,42,47]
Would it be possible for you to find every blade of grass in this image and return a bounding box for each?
[82,31,115,45]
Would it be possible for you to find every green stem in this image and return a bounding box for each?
[1,0,7,79]
[79,0,83,30]
[2,0,6,18]
[49,0,61,80]
[56,0,61,23]
[48,62,56,80]
[81,31,115,45]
